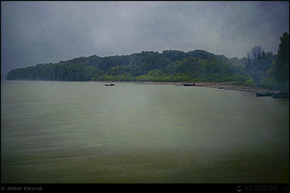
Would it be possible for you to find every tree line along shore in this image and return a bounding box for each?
[7,33,289,92]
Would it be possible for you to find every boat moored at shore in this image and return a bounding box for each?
[183,83,195,86]
[105,83,115,86]
[272,91,289,98]
[256,92,274,97]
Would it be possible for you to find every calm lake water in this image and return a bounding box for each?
[1,81,289,183]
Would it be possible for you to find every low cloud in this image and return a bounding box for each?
[1,1,289,76]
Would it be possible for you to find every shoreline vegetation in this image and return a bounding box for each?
[6,33,289,92]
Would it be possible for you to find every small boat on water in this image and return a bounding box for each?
[183,83,195,86]
[256,92,274,97]
[272,91,289,98]
[105,83,115,86]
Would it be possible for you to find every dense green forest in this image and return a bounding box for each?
[7,33,289,91]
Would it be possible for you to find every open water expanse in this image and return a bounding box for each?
[1,81,289,183]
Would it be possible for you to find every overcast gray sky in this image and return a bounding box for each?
[1,1,289,77]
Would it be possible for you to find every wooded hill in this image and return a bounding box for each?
[7,50,250,83]
[6,32,289,91]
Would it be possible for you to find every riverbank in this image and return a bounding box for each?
[5,79,281,93]
[128,81,279,93]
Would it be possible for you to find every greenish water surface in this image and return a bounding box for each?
[1,81,289,183]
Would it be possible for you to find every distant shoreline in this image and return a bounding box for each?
[4,79,281,93]
[120,81,280,93]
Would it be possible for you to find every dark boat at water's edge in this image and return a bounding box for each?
[256,91,289,98]
[272,91,289,98]
[183,83,195,86]
[105,83,115,86]
[256,92,274,97]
